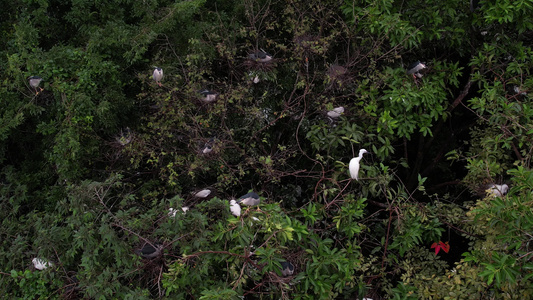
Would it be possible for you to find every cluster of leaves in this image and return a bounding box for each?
[1,0,532,299]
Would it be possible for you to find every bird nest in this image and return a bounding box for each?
[326,64,352,89]
[244,58,277,72]
[293,34,322,54]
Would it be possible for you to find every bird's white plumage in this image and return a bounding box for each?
[202,146,212,154]
[204,94,217,102]
[168,208,177,217]
[487,184,509,197]
[327,106,345,118]
[230,200,241,217]
[168,206,188,217]
[406,62,426,75]
[29,77,43,89]
[199,90,218,103]
[349,149,368,180]
[153,67,163,84]
[32,258,53,270]
[195,189,211,198]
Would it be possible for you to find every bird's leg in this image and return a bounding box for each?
[412,75,421,88]
[158,82,162,87]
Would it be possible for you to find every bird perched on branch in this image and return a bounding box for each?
[406,61,426,79]
[28,76,44,95]
[153,67,163,86]
[135,243,163,259]
[327,106,345,119]
[349,149,368,180]
[201,137,216,154]
[238,192,260,206]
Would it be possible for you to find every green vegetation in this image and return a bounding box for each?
[1,0,532,298]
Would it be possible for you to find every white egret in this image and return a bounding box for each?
[168,207,188,217]
[349,149,368,180]
[168,208,177,218]
[153,67,163,86]
[229,200,241,217]
[486,184,509,197]
[32,258,53,270]
[327,106,345,118]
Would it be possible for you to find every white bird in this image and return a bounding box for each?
[486,184,509,197]
[229,199,241,217]
[153,67,163,86]
[168,207,189,217]
[327,106,345,118]
[194,189,211,198]
[32,258,53,270]
[168,208,177,217]
[349,149,369,180]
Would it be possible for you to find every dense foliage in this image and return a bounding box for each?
[1,0,532,298]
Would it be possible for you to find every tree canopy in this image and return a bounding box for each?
[1,0,532,299]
